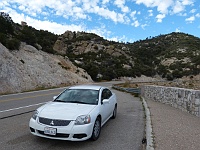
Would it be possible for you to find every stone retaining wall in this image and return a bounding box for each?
[141,85,200,117]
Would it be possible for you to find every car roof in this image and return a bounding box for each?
[68,84,104,90]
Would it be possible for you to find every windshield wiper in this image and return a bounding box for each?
[66,101,87,104]
[54,99,67,102]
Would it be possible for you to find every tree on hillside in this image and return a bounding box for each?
[0,12,14,34]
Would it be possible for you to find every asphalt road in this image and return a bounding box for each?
[0,82,145,150]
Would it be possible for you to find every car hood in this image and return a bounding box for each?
[38,102,96,120]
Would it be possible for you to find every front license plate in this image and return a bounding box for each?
[44,127,57,135]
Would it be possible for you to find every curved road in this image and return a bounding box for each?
[0,82,145,150]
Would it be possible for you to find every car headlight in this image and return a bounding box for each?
[75,115,91,125]
[32,110,39,120]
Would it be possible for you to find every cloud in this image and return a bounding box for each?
[172,0,194,14]
[190,9,196,13]
[134,0,196,23]
[1,0,132,24]
[134,0,195,22]
[87,24,111,38]
[130,11,137,20]
[102,0,110,5]
[28,18,86,34]
[196,13,200,18]
[156,0,174,14]
[141,23,148,29]
[179,13,187,16]
[134,0,173,14]
[114,0,130,13]
[0,0,133,41]
[2,5,123,42]
[156,14,166,22]
[2,0,195,27]
[0,1,9,7]
[182,0,194,5]
[131,20,140,27]
[92,6,126,23]
[2,8,86,34]
[172,1,185,13]
[72,6,87,19]
[107,35,131,42]
[148,10,153,16]
[185,15,195,23]
[0,0,199,42]
[175,28,181,32]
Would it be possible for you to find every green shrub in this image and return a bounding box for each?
[6,38,20,50]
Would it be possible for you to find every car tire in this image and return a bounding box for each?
[111,105,117,119]
[91,117,101,141]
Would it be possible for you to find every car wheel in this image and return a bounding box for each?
[111,105,117,119]
[91,117,101,141]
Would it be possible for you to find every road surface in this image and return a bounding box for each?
[0,82,145,150]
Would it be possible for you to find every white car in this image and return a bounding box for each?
[29,85,117,141]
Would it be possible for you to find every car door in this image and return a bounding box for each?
[100,88,113,123]
[106,89,115,115]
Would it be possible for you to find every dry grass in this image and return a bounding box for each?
[118,79,200,90]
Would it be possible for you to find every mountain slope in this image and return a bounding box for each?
[0,43,92,94]
[1,12,200,83]
[127,32,200,80]
[56,31,200,81]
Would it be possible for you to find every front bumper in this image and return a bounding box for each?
[29,118,94,141]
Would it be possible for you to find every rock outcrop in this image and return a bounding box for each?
[0,43,93,94]
[53,31,132,57]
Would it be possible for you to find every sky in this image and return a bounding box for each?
[0,0,199,42]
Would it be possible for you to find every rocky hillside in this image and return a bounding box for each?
[0,43,92,94]
[1,12,200,88]
[127,32,200,80]
[54,31,200,81]
[53,31,134,81]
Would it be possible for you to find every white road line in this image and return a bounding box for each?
[0,102,48,113]
[0,87,66,98]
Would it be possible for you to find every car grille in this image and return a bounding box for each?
[37,130,69,138]
[39,117,71,126]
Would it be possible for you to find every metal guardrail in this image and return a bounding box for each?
[112,85,141,94]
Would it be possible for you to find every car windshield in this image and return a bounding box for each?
[54,89,99,105]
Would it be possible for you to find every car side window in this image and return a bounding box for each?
[101,89,107,100]
[101,89,112,100]
[107,89,112,98]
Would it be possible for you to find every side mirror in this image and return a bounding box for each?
[53,96,57,100]
[102,99,109,104]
